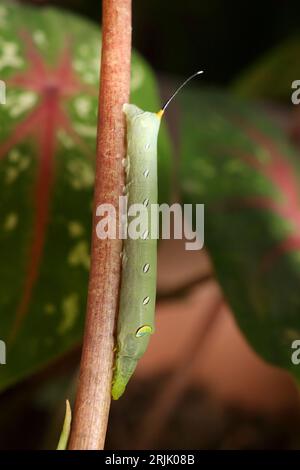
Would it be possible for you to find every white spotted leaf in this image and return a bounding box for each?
[0,0,172,391]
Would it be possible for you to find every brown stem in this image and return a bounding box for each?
[68,0,132,450]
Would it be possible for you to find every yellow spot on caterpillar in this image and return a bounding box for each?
[68,241,90,270]
[58,293,79,335]
[3,213,18,231]
[156,109,164,119]
[136,325,152,337]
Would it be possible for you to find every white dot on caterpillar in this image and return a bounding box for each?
[144,143,150,151]
[143,263,150,273]
[142,230,149,240]
[143,169,149,178]
[143,198,149,207]
[143,296,150,305]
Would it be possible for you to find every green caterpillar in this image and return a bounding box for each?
[111,71,203,400]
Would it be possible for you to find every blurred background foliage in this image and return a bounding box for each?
[25,0,300,87]
[1,0,300,450]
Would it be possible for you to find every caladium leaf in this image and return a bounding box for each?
[232,36,300,100]
[179,89,300,379]
[0,1,172,390]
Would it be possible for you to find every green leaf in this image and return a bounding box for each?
[179,88,300,378]
[232,36,300,100]
[57,400,72,450]
[0,1,172,391]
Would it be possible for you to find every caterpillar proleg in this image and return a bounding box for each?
[111,71,203,400]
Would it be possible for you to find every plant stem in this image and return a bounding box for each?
[68,0,132,450]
